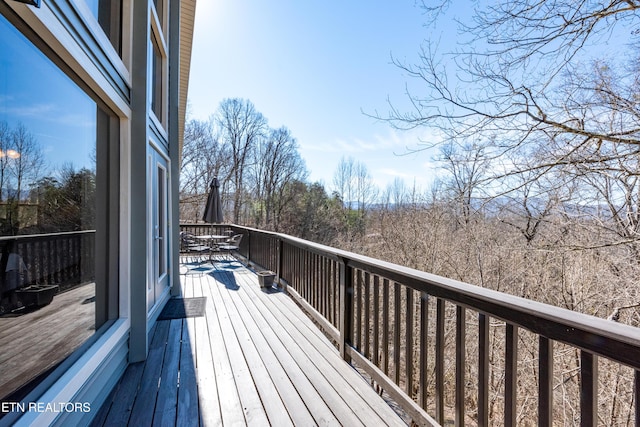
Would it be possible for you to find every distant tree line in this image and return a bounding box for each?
[0,120,95,235]
[181,98,341,243]
[179,1,640,422]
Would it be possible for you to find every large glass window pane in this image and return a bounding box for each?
[0,12,117,404]
[151,35,163,120]
[85,0,122,55]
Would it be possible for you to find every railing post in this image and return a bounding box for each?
[478,313,489,427]
[538,336,553,426]
[277,237,286,293]
[339,256,353,363]
[580,351,598,427]
[435,298,445,424]
[505,324,518,427]
[455,306,466,427]
[246,230,251,265]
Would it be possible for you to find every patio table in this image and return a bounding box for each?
[194,235,229,261]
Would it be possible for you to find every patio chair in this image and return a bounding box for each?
[217,234,242,261]
[180,232,211,265]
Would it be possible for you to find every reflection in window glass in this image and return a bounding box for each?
[151,35,163,121]
[153,0,163,28]
[84,0,122,55]
[0,13,115,403]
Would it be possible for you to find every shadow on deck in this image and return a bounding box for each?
[91,256,406,426]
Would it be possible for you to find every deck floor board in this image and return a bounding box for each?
[235,271,406,426]
[0,283,95,400]
[152,319,182,427]
[93,257,407,426]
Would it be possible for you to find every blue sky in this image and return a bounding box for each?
[187,1,443,193]
[0,14,95,176]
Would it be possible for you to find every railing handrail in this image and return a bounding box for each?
[0,230,96,242]
[228,224,640,371]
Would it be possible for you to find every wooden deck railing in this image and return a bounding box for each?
[0,230,95,292]
[180,223,640,426]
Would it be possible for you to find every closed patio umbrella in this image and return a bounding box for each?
[203,177,223,224]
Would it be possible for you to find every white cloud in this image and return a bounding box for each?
[3,102,94,128]
[303,126,444,155]
[7,103,56,118]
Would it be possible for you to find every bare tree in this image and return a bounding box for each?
[9,124,44,202]
[353,160,378,214]
[439,142,490,226]
[0,121,10,202]
[332,157,378,239]
[217,98,267,223]
[332,156,355,207]
[383,1,640,182]
[0,123,46,234]
[497,172,565,245]
[383,177,409,208]
[332,156,378,212]
[250,126,307,229]
[180,118,231,221]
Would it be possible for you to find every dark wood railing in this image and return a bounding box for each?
[180,224,640,426]
[0,230,95,292]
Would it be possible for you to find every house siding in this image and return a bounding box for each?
[0,0,193,424]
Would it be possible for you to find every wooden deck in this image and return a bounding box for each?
[92,257,407,426]
[0,283,95,401]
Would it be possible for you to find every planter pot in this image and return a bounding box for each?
[16,284,59,308]
[257,271,275,288]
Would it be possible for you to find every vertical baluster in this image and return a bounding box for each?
[635,370,639,427]
[335,260,339,328]
[311,252,320,311]
[298,247,302,293]
[383,278,390,376]
[280,242,286,290]
[313,253,317,308]
[270,237,275,268]
[455,306,466,427]
[292,245,296,291]
[312,253,317,310]
[303,249,307,297]
[324,257,329,320]
[305,250,310,300]
[296,248,304,295]
[406,287,414,397]
[478,313,489,427]
[373,275,380,369]
[339,257,353,362]
[505,324,518,427]
[364,272,371,359]
[52,237,58,285]
[39,239,45,285]
[330,259,336,326]
[277,239,284,292]
[355,270,362,351]
[39,238,44,285]
[580,351,597,427]
[539,336,553,426]
[307,251,312,304]
[281,243,287,286]
[52,237,57,284]
[329,259,338,326]
[436,298,445,424]
[32,239,39,285]
[315,254,320,312]
[318,255,323,314]
[394,281,401,385]
[298,248,303,297]
[292,245,297,292]
[420,292,428,410]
